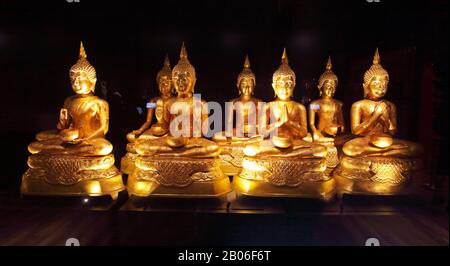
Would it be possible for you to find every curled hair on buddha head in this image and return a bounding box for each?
[69,41,97,86]
[172,42,196,83]
[237,54,256,93]
[272,48,296,85]
[157,54,172,84]
[317,56,338,96]
[363,48,390,97]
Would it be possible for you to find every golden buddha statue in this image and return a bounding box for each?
[212,55,263,176]
[121,55,174,174]
[334,48,423,195]
[304,56,345,170]
[21,42,125,200]
[127,43,231,197]
[233,49,335,200]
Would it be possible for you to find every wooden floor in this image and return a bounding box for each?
[0,185,448,246]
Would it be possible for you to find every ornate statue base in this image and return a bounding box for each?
[304,135,340,175]
[121,151,138,175]
[233,156,335,200]
[215,136,263,176]
[21,154,125,200]
[121,134,164,175]
[333,156,422,196]
[127,156,232,197]
[217,145,246,176]
[323,143,339,175]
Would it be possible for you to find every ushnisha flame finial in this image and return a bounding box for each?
[70,41,96,83]
[363,47,389,87]
[318,56,338,89]
[172,42,196,81]
[273,47,296,84]
[237,54,256,87]
[157,54,172,82]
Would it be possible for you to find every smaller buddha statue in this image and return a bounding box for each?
[212,55,263,175]
[233,49,335,200]
[21,42,125,200]
[334,48,423,195]
[127,43,231,197]
[305,56,345,169]
[121,55,174,174]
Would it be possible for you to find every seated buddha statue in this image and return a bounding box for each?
[233,49,335,200]
[21,42,125,200]
[121,55,174,174]
[127,43,231,197]
[212,55,263,175]
[305,57,345,169]
[334,48,423,195]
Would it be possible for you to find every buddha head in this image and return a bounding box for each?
[318,56,338,99]
[237,55,256,97]
[172,42,196,96]
[69,42,97,95]
[363,48,389,100]
[272,48,296,101]
[156,54,173,97]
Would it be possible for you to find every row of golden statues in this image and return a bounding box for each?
[21,42,423,200]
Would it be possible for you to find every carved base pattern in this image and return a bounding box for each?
[21,154,125,199]
[324,144,339,169]
[26,154,117,185]
[334,155,422,195]
[218,146,245,176]
[128,156,231,197]
[120,152,139,175]
[135,156,224,187]
[239,156,328,187]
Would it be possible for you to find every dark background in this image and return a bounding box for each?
[0,0,448,189]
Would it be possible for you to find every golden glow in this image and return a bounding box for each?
[134,43,220,158]
[342,48,422,158]
[127,55,174,141]
[230,48,331,199]
[242,159,265,172]
[238,49,327,159]
[309,56,344,142]
[335,48,422,196]
[271,136,292,149]
[244,146,258,157]
[211,55,264,177]
[125,43,230,198]
[86,181,102,194]
[28,42,112,156]
[213,54,262,142]
[134,181,151,195]
[239,178,253,193]
[370,134,393,148]
[21,43,124,199]
[121,55,175,175]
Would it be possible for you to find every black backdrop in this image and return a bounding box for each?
[0,0,448,186]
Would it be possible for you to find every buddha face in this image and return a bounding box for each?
[320,79,337,98]
[70,71,95,95]
[158,75,172,96]
[173,71,195,95]
[366,75,388,99]
[238,77,255,97]
[273,75,295,101]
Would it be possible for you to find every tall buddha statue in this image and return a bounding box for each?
[212,55,263,176]
[21,42,125,200]
[334,48,423,195]
[305,56,345,170]
[127,42,231,197]
[121,55,174,174]
[233,49,335,200]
